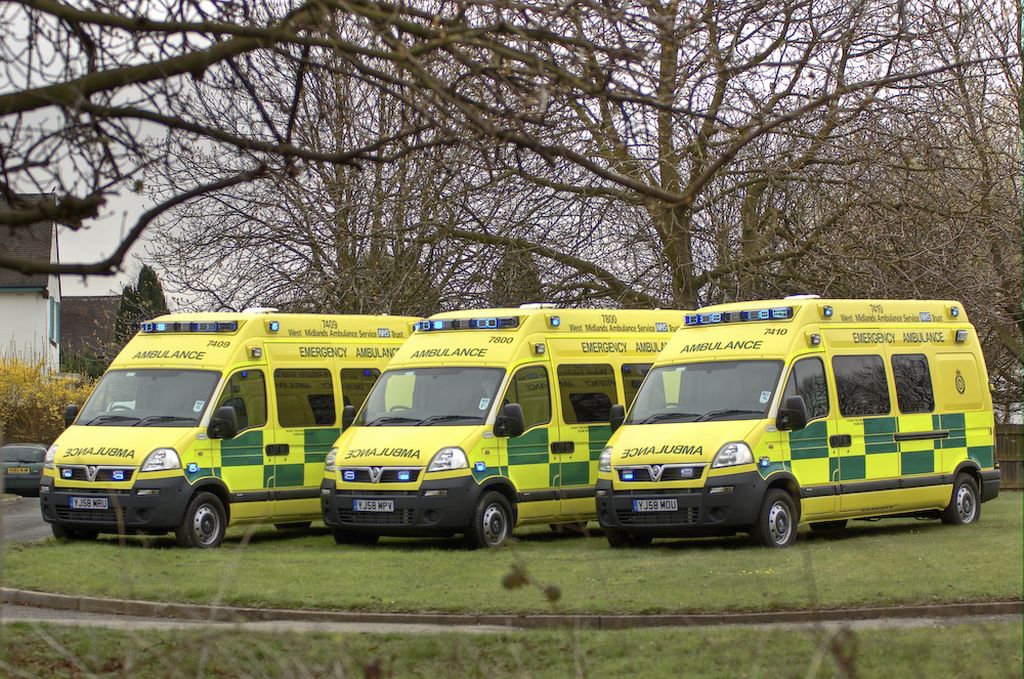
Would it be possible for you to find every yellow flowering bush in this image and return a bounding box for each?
[0,359,95,445]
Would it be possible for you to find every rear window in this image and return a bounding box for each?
[1,446,45,463]
[891,354,935,414]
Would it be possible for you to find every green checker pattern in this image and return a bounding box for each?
[501,425,611,489]
[215,428,337,489]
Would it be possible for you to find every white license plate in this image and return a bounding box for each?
[70,496,109,510]
[353,499,394,512]
[633,498,678,512]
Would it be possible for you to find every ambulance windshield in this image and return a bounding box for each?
[77,369,221,427]
[626,360,783,425]
[356,367,505,427]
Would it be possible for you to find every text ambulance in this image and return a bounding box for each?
[41,311,417,547]
[597,297,999,548]
[321,306,684,547]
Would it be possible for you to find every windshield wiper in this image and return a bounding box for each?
[364,416,421,427]
[134,415,198,427]
[419,414,481,426]
[637,412,700,424]
[694,408,763,422]
[84,414,141,425]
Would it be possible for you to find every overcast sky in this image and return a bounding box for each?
[58,191,149,297]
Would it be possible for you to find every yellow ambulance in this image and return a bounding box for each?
[320,306,684,547]
[41,311,417,547]
[596,297,1000,548]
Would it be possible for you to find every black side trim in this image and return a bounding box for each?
[802,485,837,498]
[275,488,320,501]
[232,491,270,503]
[899,474,946,489]
[841,479,900,494]
[516,490,557,503]
[560,487,596,500]
[893,430,949,442]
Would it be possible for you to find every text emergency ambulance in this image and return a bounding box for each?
[596,297,1000,548]
[321,306,684,548]
[41,311,417,547]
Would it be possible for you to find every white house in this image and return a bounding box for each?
[0,195,61,371]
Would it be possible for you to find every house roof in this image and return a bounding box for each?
[60,295,122,356]
[0,194,55,289]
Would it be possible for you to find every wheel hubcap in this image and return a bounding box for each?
[482,504,507,546]
[768,501,792,545]
[192,505,220,545]
[956,485,977,522]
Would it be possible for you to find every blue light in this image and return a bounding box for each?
[950,306,960,317]
[431,320,445,330]
[363,369,373,376]
[474,461,486,472]
[343,470,356,482]
[62,468,72,478]
[186,463,200,473]
[269,321,280,332]
[823,306,833,318]
[549,316,560,327]
[397,470,411,481]
[112,470,125,481]
[622,470,634,481]
[156,323,167,332]
[771,307,791,319]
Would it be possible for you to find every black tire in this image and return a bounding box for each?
[274,521,313,531]
[51,523,98,541]
[941,474,981,525]
[174,492,227,548]
[809,520,848,532]
[332,530,380,545]
[604,527,653,548]
[465,491,513,549]
[752,489,799,548]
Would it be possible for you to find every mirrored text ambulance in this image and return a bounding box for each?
[321,306,684,547]
[41,311,417,547]
[596,298,999,548]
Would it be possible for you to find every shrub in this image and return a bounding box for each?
[0,359,96,445]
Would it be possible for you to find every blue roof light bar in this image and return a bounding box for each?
[684,306,794,327]
[414,317,521,332]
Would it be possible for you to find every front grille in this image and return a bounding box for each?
[55,506,123,523]
[57,466,135,483]
[339,509,414,525]
[54,487,132,496]
[339,468,421,483]
[616,506,700,525]
[617,465,704,482]
[612,488,702,497]
[334,490,418,497]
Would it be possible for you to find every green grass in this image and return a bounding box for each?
[1,493,1019,615]
[1,621,1020,678]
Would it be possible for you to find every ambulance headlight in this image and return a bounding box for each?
[427,447,468,472]
[324,447,339,473]
[44,444,57,469]
[140,448,181,472]
[711,442,754,468]
[598,446,613,472]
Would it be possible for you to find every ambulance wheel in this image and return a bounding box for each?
[275,522,312,531]
[752,489,798,548]
[604,528,653,548]
[332,530,379,545]
[465,491,513,548]
[51,523,98,541]
[941,474,980,525]
[175,492,226,548]
[809,520,848,532]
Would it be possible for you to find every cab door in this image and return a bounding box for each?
[498,362,559,522]
[213,367,276,521]
[552,362,619,520]
[778,355,839,519]
[269,367,340,519]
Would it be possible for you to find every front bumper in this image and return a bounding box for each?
[39,475,193,533]
[321,476,480,537]
[596,470,765,536]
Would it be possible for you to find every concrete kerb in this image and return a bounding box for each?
[2,588,1021,630]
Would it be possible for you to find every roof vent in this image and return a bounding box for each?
[518,302,557,309]
[783,294,820,300]
[242,307,279,314]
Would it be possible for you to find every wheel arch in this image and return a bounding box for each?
[188,478,232,523]
[478,477,519,524]
[764,471,802,521]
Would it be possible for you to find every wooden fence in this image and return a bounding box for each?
[996,424,1023,490]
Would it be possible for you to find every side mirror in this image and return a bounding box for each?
[494,403,525,438]
[208,405,239,440]
[341,404,356,432]
[776,395,809,432]
[64,404,80,428]
[609,404,626,434]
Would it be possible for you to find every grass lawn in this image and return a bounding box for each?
[0,493,1019,615]
[1,620,1020,678]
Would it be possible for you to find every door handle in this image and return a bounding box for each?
[265,444,290,456]
[829,435,851,448]
[550,441,575,454]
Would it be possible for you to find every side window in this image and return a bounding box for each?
[274,369,336,427]
[782,357,829,420]
[891,354,935,414]
[832,355,890,417]
[621,364,652,408]
[504,366,551,430]
[340,368,381,409]
[217,369,267,431]
[557,364,617,424]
